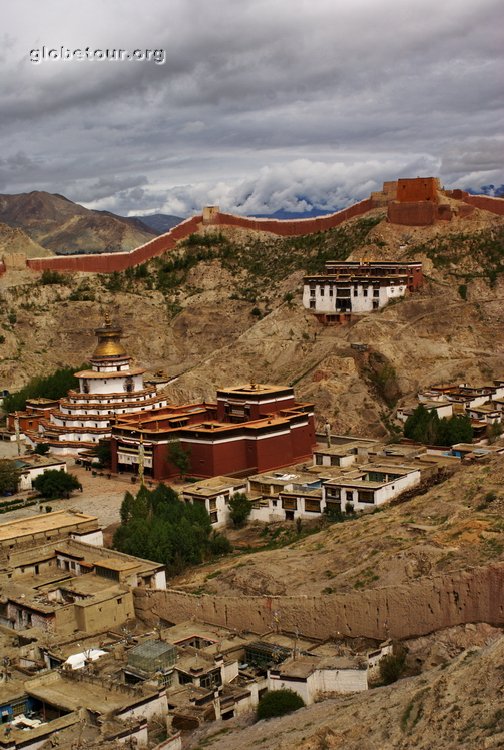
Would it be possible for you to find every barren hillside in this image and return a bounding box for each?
[0,191,156,255]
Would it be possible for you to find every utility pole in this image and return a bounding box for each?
[138,433,144,486]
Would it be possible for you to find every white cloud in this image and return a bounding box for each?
[0,0,502,211]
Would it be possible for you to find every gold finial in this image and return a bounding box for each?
[104,311,112,327]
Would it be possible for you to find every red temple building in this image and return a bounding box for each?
[111,384,316,480]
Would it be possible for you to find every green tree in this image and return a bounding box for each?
[228,492,251,527]
[113,484,231,574]
[2,366,83,413]
[0,460,20,494]
[33,443,50,455]
[94,439,111,468]
[257,689,305,720]
[32,470,82,499]
[404,405,473,446]
[168,440,191,478]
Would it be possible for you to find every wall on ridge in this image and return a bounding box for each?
[209,199,374,236]
[25,216,202,274]
[22,199,375,275]
[23,200,375,275]
[463,194,504,216]
[134,563,504,641]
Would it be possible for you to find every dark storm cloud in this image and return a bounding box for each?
[1,0,503,215]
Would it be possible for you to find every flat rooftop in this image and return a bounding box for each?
[182,476,246,495]
[217,384,293,396]
[0,510,98,543]
[26,674,146,713]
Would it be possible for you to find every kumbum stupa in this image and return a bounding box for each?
[28,313,168,455]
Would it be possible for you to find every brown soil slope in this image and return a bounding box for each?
[172,453,504,596]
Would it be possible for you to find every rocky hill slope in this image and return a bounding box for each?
[1,200,502,438]
[0,191,156,255]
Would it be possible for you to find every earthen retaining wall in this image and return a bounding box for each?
[134,563,504,641]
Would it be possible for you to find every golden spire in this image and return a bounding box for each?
[92,312,128,359]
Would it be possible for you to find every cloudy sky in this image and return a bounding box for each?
[1,0,503,216]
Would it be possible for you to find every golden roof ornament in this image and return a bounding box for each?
[92,311,128,359]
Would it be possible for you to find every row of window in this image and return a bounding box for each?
[311,287,380,298]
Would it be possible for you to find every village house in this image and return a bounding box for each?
[13,454,67,491]
[303,260,423,324]
[0,512,166,637]
[322,464,421,513]
[181,476,247,527]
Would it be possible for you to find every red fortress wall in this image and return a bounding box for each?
[17,185,504,276]
[23,199,374,275]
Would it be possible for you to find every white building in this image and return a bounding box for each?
[181,476,247,527]
[28,314,168,455]
[322,464,421,513]
[268,655,368,704]
[303,261,422,323]
[15,455,67,491]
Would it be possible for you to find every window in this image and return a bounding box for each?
[305,499,321,513]
[358,490,375,504]
[310,288,316,297]
[178,672,193,685]
[353,287,358,297]
[329,288,334,297]
[315,454,323,465]
[373,288,379,297]
[326,486,340,500]
[310,300,316,309]
[373,300,379,309]
[320,287,325,296]
[363,289,368,297]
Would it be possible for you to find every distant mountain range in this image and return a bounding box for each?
[0,191,157,256]
[251,207,337,220]
[127,213,184,234]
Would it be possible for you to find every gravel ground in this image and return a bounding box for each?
[0,441,165,529]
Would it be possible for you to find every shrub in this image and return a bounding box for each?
[40,270,69,286]
[379,651,406,685]
[458,284,468,300]
[33,470,82,499]
[33,444,50,455]
[257,689,305,721]
[228,492,251,527]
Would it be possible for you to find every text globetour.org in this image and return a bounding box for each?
[29,47,166,64]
